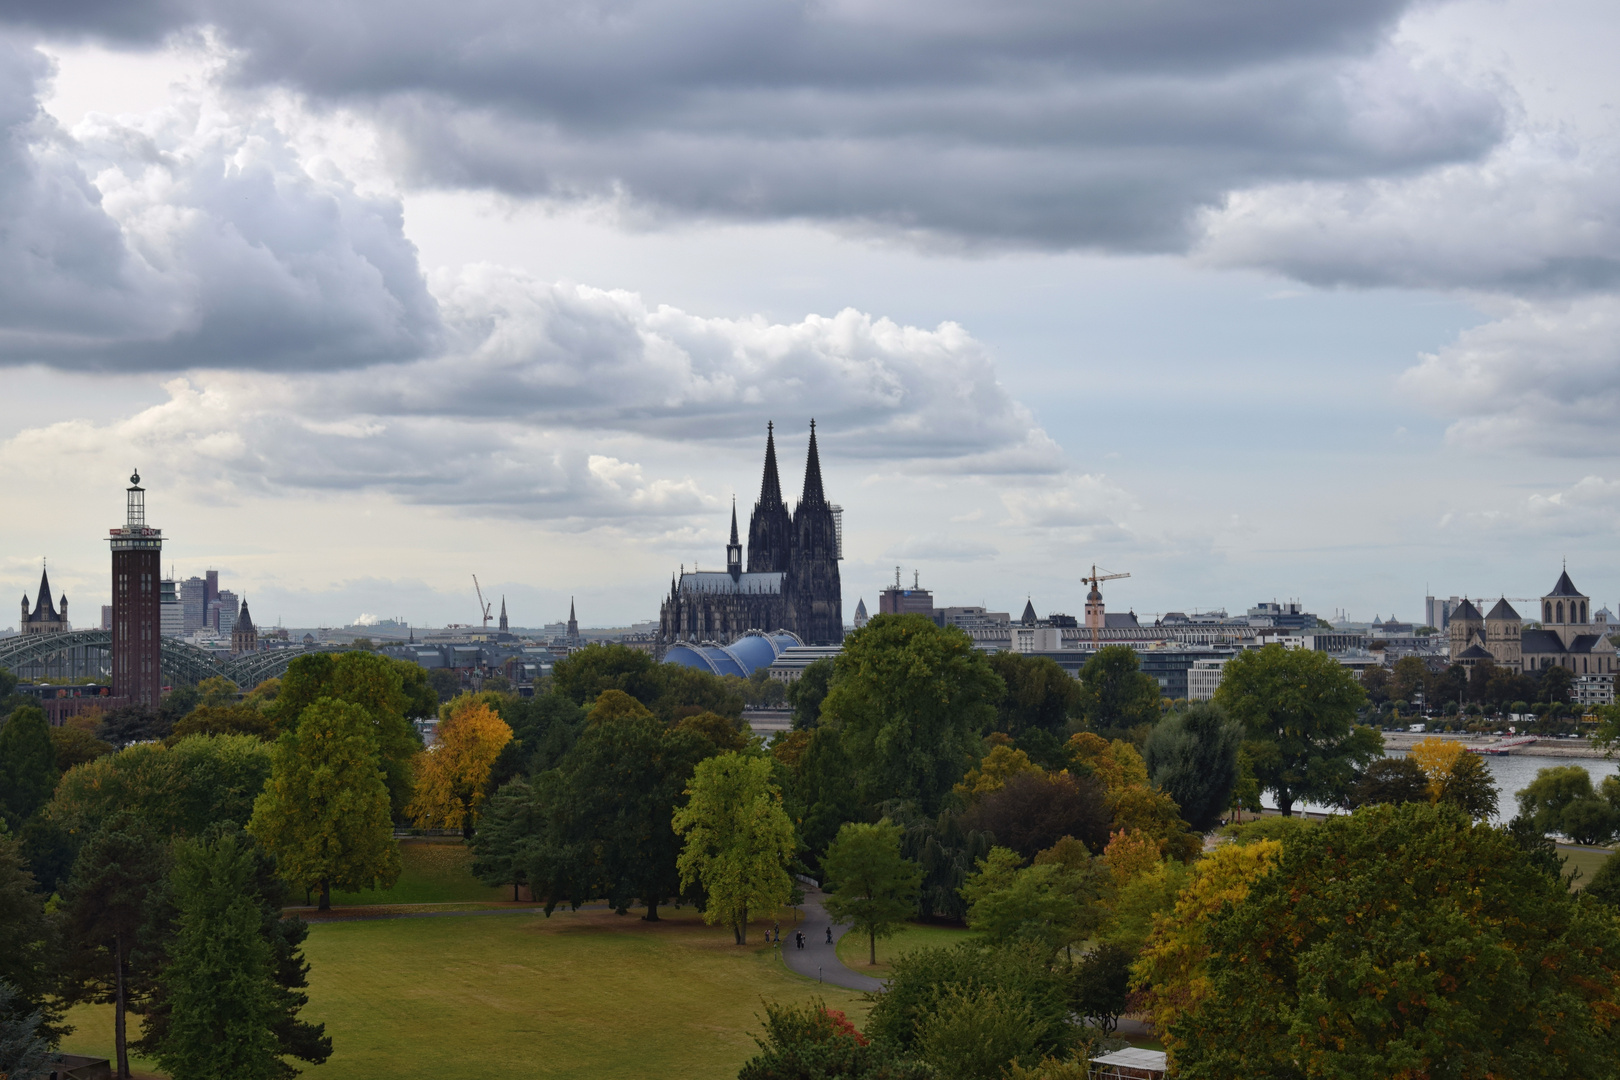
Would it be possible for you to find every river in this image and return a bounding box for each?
[1261,753,1620,825]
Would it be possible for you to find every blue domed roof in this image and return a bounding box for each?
[662,630,802,678]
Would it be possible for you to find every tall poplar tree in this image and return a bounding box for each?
[250,698,401,910]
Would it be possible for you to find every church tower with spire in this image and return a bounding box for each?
[499,597,509,633]
[788,421,843,644]
[747,422,793,573]
[232,596,258,656]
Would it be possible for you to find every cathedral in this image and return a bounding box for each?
[657,422,844,650]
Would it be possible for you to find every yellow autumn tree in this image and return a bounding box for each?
[1069,732,1199,861]
[1066,732,1149,796]
[1132,838,1283,1060]
[1409,736,1466,799]
[955,744,1043,800]
[1103,828,1161,885]
[407,698,513,837]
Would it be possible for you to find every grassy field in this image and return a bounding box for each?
[60,904,865,1080]
[321,839,510,906]
[834,921,980,976]
[1561,843,1614,888]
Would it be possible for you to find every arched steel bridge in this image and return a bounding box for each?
[0,630,330,688]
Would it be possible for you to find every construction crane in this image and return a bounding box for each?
[1081,564,1131,646]
[472,575,493,630]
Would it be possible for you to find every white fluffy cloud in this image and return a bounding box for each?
[0,272,1077,523]
[0,39,438,370]
[1398,294,1620,454]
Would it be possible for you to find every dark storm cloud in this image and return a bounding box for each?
[6,0,1506,251]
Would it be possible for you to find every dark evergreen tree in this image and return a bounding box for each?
[786,658,834,731]
[136,826,332,1076]
[0,980,52,1080]
[469,779,540,901]
[1071,943,1134,1035]
[59,813,169,1079]
[0,705,57,830]
[0,835,62,1044]
[1347,757,1430,809]
[1143,702,1242,832]
[146,831,283,1080]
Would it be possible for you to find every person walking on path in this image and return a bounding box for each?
[795,931,805,949]
[780,887,884,992]
[825,925,833,944]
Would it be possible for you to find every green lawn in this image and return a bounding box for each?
[320,839,509,907]
[60,905,866,1080]
[1561,844,1615,889]
[834,920,980,976]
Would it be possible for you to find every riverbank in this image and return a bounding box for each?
[1380,731,1611,759]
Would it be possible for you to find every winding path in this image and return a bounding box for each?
[780,889,885,992]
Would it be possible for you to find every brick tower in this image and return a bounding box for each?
[109,471,164,708]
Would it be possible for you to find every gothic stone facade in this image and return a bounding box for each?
[658,422,843,649]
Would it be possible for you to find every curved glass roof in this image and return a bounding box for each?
[662,630,803,678]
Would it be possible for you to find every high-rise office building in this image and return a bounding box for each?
[160,578,183,637]
[216,590,240,636]
[205,570,219,626]
[180,576,207,632]
[109,472,163,708]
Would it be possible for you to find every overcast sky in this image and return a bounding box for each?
[1,0,1617,630]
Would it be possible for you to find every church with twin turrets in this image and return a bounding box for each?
[656,422,844,650]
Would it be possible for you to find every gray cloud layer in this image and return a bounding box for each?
[5,0,1506,250]
[0,39,439,370]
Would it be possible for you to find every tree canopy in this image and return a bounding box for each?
[1142,703,1242,833]
[0,705,57,830]
[821,615,1002,816]
[249,699,401,910]
[1170,802,1620,1078]
[1212,644,1379,815]
[673,752,796,944]
[407,696,513,837]
[822,821,923,965]
[1074,646,1160,741]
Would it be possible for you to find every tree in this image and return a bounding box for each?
[1387,655,1429,706]
[781,725,862,876]
[820,615,1002,815]
[987,653,1080,740]
[738,999,926,1080]
[1132,838,1284,1055]
[169,703,272,741]
[268,651,425,815]
[249,698,401,910]
[521,695,714,919]
[1072,943,1134,1035]
[1347,757,1428,809]
[1074,647,1161,740]
[59,814,168,1079]
[786,658,834,730]
[48,734,274,842]
[1538,664,1574,704]
[1517,764,1612,841]
[49,725,113,770]
[468,779,540,901]
[1212,643,1379,815]
[962,771,1112,858]
[0,978,52,1080]
[1142,703,1242,832]
[408,696,513,837]
[0,706,57,830]
[961,848,1102,957]
[148,831,284,1080]
[1436,752,1498,820]
[1408,736,1465,797]
[96,703,170,748]
[1359,666,1390,706]
[866,942,1076,1062]
[0,835,62,1044]
[1172,803,1620,1078]
[551,643,659,707]
[1584,850,1620,909]
[496,691,586,774]
[915,986,1044,1080]
[673,752,796,944]
[822,822,923,965]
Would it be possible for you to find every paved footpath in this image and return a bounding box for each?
[780,889,884,992]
